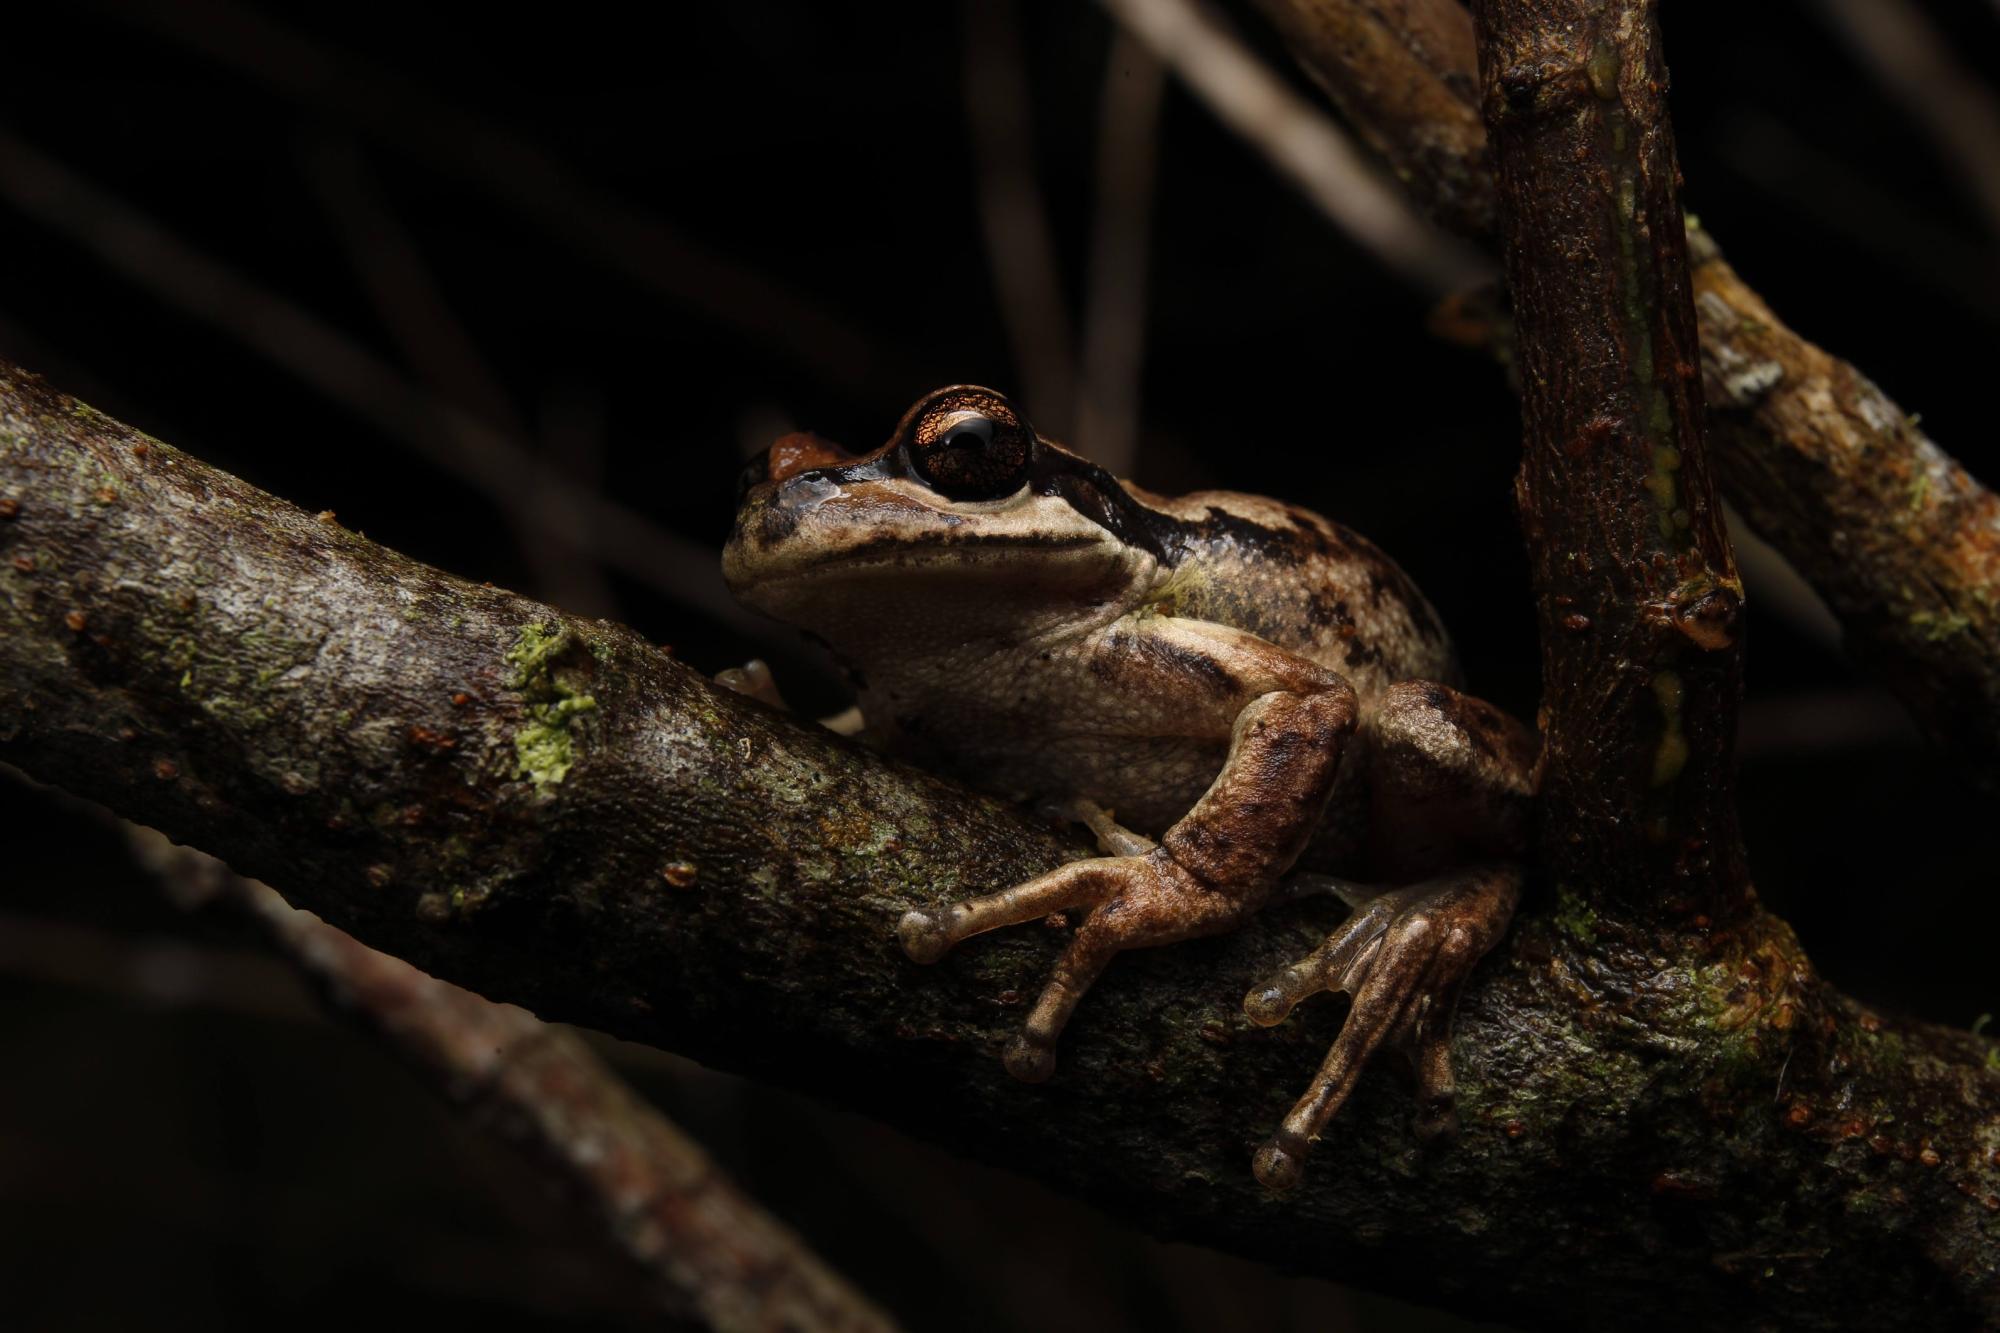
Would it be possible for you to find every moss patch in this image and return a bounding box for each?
[1650,670,1688,787]
[504,620,598,790]
[1552,881,1597,945]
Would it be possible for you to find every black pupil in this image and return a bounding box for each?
[914,412,1028,498]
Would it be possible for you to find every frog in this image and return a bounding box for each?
[720,385,1537,1190]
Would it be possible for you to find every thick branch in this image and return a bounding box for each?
[2,364,1996,1328]
[1244,0,2000,790]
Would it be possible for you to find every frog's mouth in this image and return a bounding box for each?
[829,530,1103,558]
[739,532,1110,587]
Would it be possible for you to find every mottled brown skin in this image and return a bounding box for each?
[722,387,1534,1187]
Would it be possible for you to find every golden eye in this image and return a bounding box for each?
[909,410,1032,500]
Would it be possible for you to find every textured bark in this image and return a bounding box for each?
[1250,0,2000,792]
[1472,0,1745,930]
[3,362,1998,1328]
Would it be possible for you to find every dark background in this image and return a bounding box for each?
[2,1,1997,1328]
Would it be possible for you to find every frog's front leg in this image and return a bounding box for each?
[1244,680,1536,1190]
[898,618,1358,1082]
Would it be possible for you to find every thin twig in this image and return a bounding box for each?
[1471,0,1747,926]
[102,0,915,403]
[1075,31,1168,478]
[1099,0,1490,297]
[1812,0,2000,244]
[122,826,902,1333]
[1725,503,1840,649]
[1713,111,2000,324]
[536,378,619,616]
[301,137,619,619]
[964,0,1079,432]
[0,124,764,641]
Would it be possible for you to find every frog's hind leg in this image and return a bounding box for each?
[1244,863,1521,1191]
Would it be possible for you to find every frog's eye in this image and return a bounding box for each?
[908,410,1033,500]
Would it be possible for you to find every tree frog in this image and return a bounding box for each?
[722,386,1536,1189]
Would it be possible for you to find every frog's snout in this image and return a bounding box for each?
[726,467,843,567]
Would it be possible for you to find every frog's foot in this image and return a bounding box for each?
[717,661,868,735]
[714,659,788,710]
[898,848,1249,1082]
[1243,863,1521,1191]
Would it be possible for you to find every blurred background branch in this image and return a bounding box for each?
[123,824,900,1333]
[1098,0,1490,296]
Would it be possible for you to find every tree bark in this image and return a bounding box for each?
[1472,0,1745,931]
[1248,0,2000,793]
[3,358,1997,1327]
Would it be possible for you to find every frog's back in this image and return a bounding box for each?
[1138,489,1461,700]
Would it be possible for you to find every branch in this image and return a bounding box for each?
[1221,0,2000,790]
[1472,0,1743,927]
[1097,0,1489,296]
[965,0,1079,435]
[1247,0,1494,236]
[124,827,897,1333]
[1690,237,2000,791]
[0,125,754,640]
[2,363,1997,1328]
[1809,0,2000,245]
[1075,29,1168,479]
[102,0,916,404]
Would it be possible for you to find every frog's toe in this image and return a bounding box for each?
[1251,1131,1310,1193]
[1003,1033,1059,1083]
[1241,884,1411,1027]
[895,860,1116,966]
[1251,863,1520,1189]
[896,908,957,964]
[989,849,1253,1082]
[1040,796,1158,858]
[713,659,787,710]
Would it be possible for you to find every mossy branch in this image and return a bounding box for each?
[1,362,1996,1328]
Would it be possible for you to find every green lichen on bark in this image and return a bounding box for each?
[503,620,597,789]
